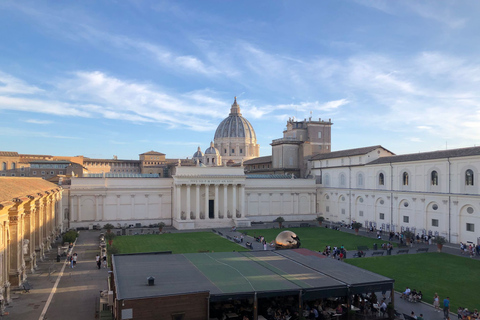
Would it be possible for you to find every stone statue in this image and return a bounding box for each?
[22,239,30,255]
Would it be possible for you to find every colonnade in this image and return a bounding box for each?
[0,185,62,307]
[174,183,245,221]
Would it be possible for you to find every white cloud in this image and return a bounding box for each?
[24,119,53,124]
[0,72,44,95]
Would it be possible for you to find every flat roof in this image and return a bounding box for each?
[113,249,393,301]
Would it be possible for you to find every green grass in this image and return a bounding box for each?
[240,227,391,251]
[112,232,247,254]
[346,253,480,312]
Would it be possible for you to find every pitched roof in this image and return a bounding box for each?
[140,151,165,155]
[243,156,272,165]
[368,146,480,165]
[0,177,60,203]
[0,151,19,157]
[309,145,392,161]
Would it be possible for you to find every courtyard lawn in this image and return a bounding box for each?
[240,227,391,252]
[111,232,247,254]
[346,253,480,312]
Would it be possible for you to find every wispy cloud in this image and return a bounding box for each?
[24,119,53,124]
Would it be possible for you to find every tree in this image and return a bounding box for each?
[433,236,447,252]
[352,222,362,235]
[105,232,116,246]
[316,216,325,226]
[274,216,285,228]
[103,223,115,233]
[158,222,166,232]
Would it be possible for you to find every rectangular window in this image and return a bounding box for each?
[379,213,385,220]
[432,219,439,227]
[403,216,409,223]
[318,132,322,138]
[359,210,364,217]
[224,149,227,154]
[240,148,243,154]
[326,206,330,213]
[231,148,235,153]
[466,223,475,232]
[341,209,345,215]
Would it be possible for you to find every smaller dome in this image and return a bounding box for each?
[205,141,220,155]
[193,146,204,159]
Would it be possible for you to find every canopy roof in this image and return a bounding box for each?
[113,249,393,302]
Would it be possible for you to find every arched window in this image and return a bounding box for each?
[358,173,364,186]
[379,173,385,185]
[431,171,438,185]
[403,172,409,186]
[1,162,6,171]
[466,169,474,186]
[11,162,16,170]
[340,174,346,186]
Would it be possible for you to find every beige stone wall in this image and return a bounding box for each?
[0,178,62,305]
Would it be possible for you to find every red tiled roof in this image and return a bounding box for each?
[0,177,60,203]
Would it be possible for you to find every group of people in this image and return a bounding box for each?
[459,242,480,257]
[67,253,77,268]
[400,287,423,302]
[320,245,347,260]
[457,307,479,319]
[95,254,107,269]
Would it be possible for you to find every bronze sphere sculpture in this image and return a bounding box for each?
[275,230,301,249]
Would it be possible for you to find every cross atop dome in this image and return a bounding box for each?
[229,97,241,116]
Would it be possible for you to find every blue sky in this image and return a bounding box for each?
[1,1,480,160]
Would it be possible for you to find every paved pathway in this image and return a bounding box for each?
[5,230,109,320]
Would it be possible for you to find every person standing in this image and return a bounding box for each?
[433,293,440,312]
[96,254,101,269]
[72,253,78,268]
[102,255,107,268]
[443,296,450,320]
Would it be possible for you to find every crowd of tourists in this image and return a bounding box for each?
[320,245,347,260]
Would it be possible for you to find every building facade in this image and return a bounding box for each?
[310,146,480,244]
[0,177,63,309]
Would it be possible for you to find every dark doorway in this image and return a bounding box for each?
[209,200,214,219]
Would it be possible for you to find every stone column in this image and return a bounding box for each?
[23,203,35,273]
[8,209,22,287]
[176,185,182,220]
[130,195,135,219]
[35,200,45,261]
[186,184,191,220]
[158,194,162,218]
[2,222,11,304]
[77,195,81,223]
[95,195,99,221]
[232,185,237,218]
[115,195,121,220]
[204,184,209,219]
[214,185,219,219]
[240,185,245,218]
[70,195,76,221]
[280,193,284,215]
[223,185,228,218]
[102,195,106,221]
[291,193,295,215]
[145,195,149,219]
[269,193,273,215]
[196,185,200,219]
